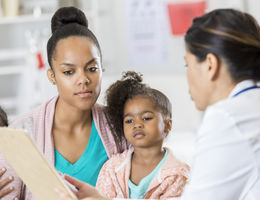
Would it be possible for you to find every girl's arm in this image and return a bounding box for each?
[96,160,117,198]
[160,175,188,199]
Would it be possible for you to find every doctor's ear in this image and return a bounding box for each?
[164,119,172,134]
[47,69,56,85]
[205,53,220,81]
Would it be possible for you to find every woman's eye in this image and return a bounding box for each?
[63,70,74,75]
[125,119,133,124]
[87,66,99,72]
[184,64,188,68]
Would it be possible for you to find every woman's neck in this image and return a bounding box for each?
[54,98,92,133]
[210,81,235,106]
[208,65,236,107]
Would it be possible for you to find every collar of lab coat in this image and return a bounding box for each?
[229,79,260,98]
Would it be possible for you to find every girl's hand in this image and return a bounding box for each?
[56,175,110,200]
[0,167,15,198]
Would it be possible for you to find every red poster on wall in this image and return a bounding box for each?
[167,1,206,35]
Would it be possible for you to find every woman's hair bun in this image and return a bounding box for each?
[51,6,88,34]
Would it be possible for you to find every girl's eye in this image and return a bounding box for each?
[143,117,152,121]
[125,119,134,124]
[87,66,99,72]
[63,70,74,75]
[184,64,188,68]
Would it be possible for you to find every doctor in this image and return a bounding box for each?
[57,8,260,200]
[179,8,260,199]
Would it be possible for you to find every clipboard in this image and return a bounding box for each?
[0,128,77,200]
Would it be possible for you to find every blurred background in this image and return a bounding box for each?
[0,0,259,164]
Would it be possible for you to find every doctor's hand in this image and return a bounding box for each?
[56,175,110,200]
[0,167,15,198]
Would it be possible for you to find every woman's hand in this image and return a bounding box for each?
[56,175,110,200]
[0,167,15,198]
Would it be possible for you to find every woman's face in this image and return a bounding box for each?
[185,49,211,111]
[48,36,102,111]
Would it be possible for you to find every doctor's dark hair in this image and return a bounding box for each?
[105,71,172,150]
[47,6,102,69]
[185,8,260,82]
[0,106,8,127]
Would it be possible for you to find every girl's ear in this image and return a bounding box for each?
[47,69,56,85]
[164,119,172,134]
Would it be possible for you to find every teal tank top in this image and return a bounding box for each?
[55,120,108,186]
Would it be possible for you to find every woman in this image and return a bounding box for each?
[0,6,127,200]
[180,8,260,200]
[57,8,260,200]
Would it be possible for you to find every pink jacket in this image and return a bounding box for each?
[96,147,190,199]
[0,96,123,200]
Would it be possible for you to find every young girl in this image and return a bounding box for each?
[95,71,190,199]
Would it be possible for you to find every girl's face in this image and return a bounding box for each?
[185,49,211,111]
[123,95,171,148]
[48,36,102,111]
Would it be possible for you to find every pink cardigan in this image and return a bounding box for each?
[0,96,123,200]
[96,147,190,199]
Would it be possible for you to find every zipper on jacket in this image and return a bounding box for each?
[115,171,126,198]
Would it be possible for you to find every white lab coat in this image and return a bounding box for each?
[179,80,260,200]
